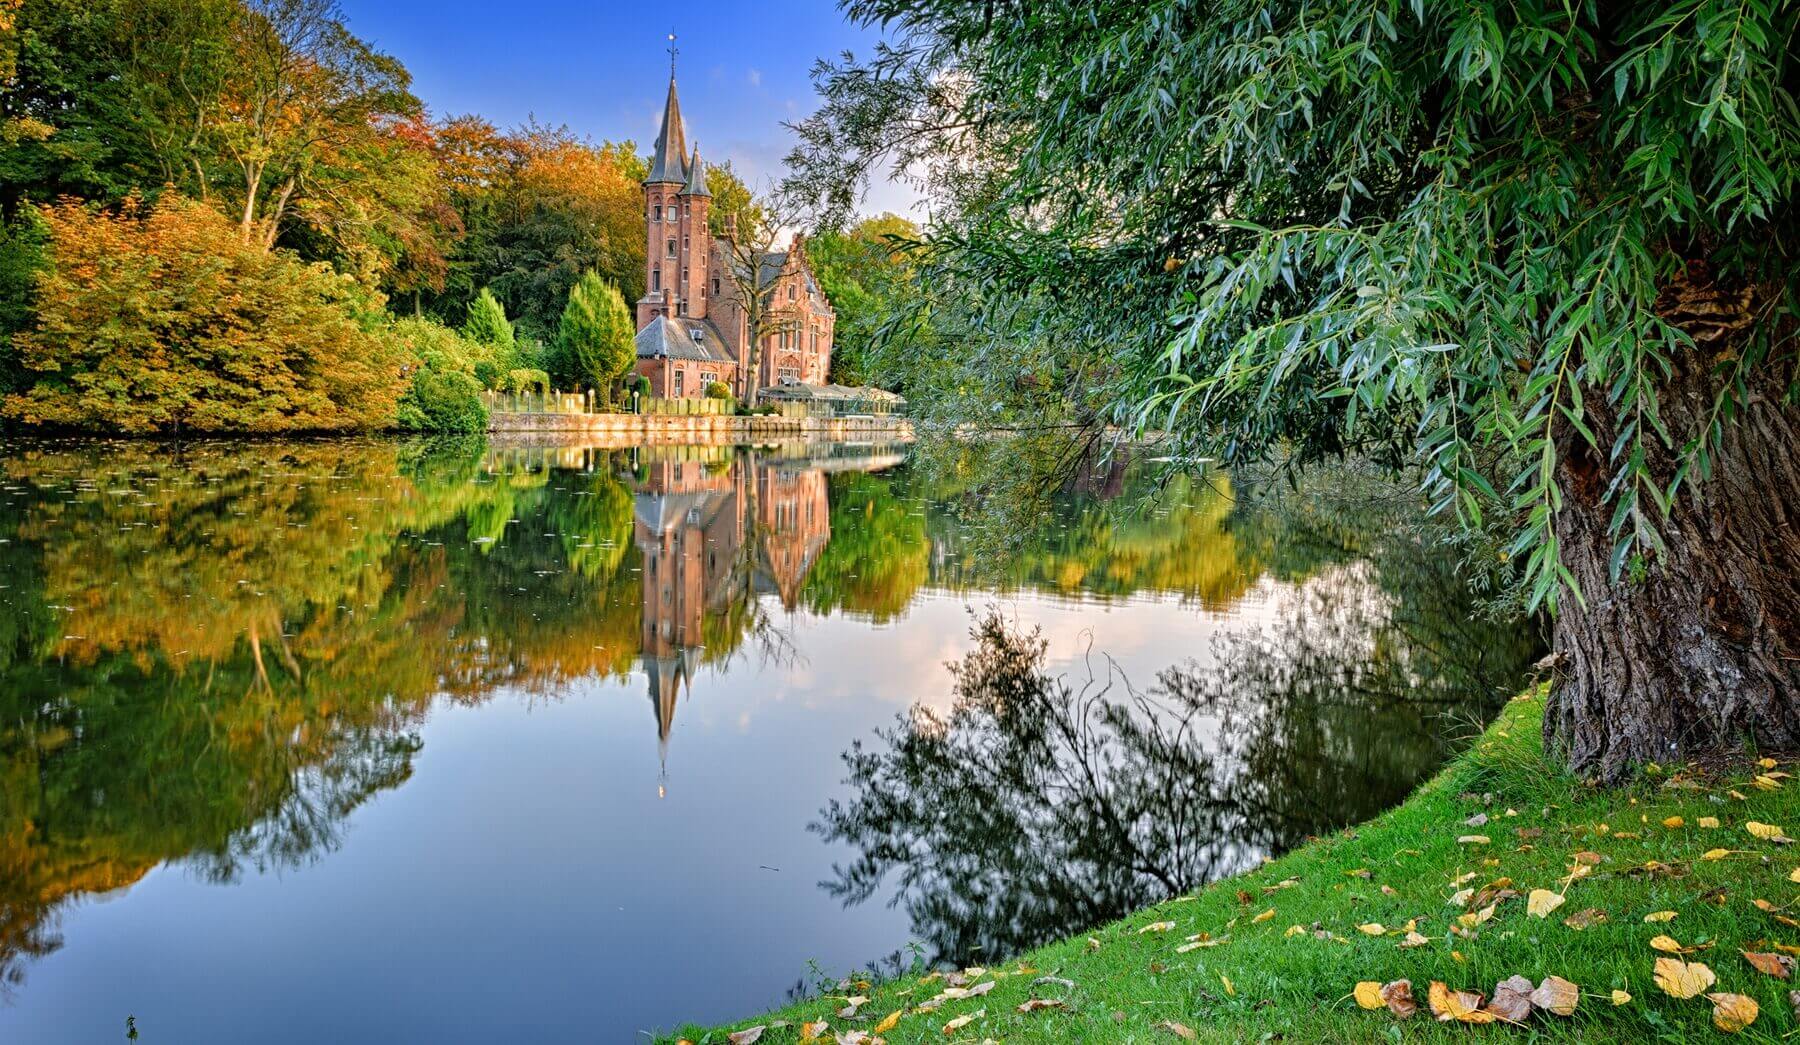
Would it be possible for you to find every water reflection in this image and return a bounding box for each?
[814,479,1542,966]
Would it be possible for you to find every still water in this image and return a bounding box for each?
[0,437,1538,1042]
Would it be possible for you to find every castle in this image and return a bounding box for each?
[631,70,836,401]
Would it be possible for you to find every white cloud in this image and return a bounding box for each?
[746,68,763,88]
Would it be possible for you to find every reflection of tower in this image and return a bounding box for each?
[633,454,744,789]
[754,463,832,609]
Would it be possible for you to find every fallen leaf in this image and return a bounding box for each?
[1155,1020,1197,1039]
[839,996,869,1018]
[1527,889,1566,918]
[1703,848,1732,860]
[1252,908,1276,923]
[873,1011,901,1034]
[1138,921,1175,934]
[800,1021,828,1043]
[727,1028,765,1045]
[1456,904,1496,929]
[1563,908,1608,930]
[1355,982,1384,1009]
[1086,937,1101,952]
[1399,931,1431,948]
[1644,910,1678,923]
[1457,835,1491,846]
[1485,976,1533,1023]
[1650,935,1685,953]
[1358,923,1386,936]
[1427,981,1494,1023]
[836,1033,879,1045]
[1747,821,1792,842]
[1662,816,1685,828]
[1699,816,1720,828]
[1755,775,1782,790]
[1791,989,1800,1019]
[1573,850,1603,865]
[1790,867,1800,883]
[1611,989,1631,1005]
[1532,975,1579,1016]
[1221,974,1235,996]
[1743,950,1796,980]
[941,1009,982,1034]
[1466,813,1489,827]
[1448,887,1475,907]
[1707,992,1759,1033]
[1653,957,1716,999]
[1760,758,1778,769]
[1381,980,1418,1019]
[1016,999,1065,1013]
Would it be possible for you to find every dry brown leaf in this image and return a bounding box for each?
[1611,989,1632,1005]
[1354,981,1385,1009]
[1427,981,1494,1023]
[1155,1020,1197,1040]
[1381,980,1418,1019]
[1563,908,1608,930]
[1456,904,1497,929]
[940,1009,982,1034]
[838,996,869,1018]
[1743,950,1796,980]
[1532,975,1579,1016]
[1016,999,1065,1013]
[1643,910,1677,922]
[1708,993,1759,1033]
[1650,935,1685,954]
[873,1011,901,1034]
[1399,931,1431,948]
[1485,976,1534,1023]
[1653,957,1716,999]
[1573,850,1604,865]
[800,1021,829,1043]
[1527,889,1566,918]
[727,1028,766,1045]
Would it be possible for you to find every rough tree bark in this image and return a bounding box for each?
[1545,261,1800,781]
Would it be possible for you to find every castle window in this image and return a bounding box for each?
[652,268,661,291]
[682,267,689,285]
[683,203,690,218]
[652,205,661,222]
[667,239,677,258]
[683,235,690,252]
[788,285,796,301]
[692,329,705,343]
[712,276,720,295]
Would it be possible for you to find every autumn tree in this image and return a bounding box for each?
[713,191,808,407]
[807,213,919,385]
[3,195,405,432]
[555,271,635,407]
[785,0,1800,779]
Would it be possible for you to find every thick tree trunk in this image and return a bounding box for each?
[1544,267,1800,781]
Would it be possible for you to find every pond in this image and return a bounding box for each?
[0,437,1539,1042]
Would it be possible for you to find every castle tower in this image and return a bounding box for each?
[679,145,712,320]
[639,72,690,327]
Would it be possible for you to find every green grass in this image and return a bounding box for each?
[663,687,1800,1042]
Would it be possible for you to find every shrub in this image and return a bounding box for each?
[397,368,487,433]
[4,196,405,433]
[704,380,733,401]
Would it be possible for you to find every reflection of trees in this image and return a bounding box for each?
[802,471,929,623]
[814,483,1543,967]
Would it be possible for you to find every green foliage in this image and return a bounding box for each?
[554,271,635,405]
[786,0,1800,611]
[4,195,405,432]
[0,209,48,399]
[703,380,732,401]
[387,317,489,432]
[460,287,516,387]
[806,214,919,386]
[501,368,550,395]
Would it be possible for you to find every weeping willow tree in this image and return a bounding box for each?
[785,0,1799,779]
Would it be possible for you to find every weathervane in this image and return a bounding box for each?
[667,31,678,78]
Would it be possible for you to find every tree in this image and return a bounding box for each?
[714,192,807,407]
[783,0,1800,780]
[808,213,919,385]
[555,270,634,407]
[4,195,405,432]
[460,286,515,385]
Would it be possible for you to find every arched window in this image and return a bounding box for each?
[652,205,661,222]
[712,276,720,295]
[652,268,661,291]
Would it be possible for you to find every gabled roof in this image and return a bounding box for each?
[645,77,689,185]
[634,314,735,363]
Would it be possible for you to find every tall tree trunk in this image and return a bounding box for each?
[1545,268,1800,781]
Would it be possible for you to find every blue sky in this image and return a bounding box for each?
[337,0,919,216]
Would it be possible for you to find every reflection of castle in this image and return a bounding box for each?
[633,450,881,788]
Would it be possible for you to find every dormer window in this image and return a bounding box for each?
[691,328,705,343]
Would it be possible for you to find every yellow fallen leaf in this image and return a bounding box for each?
[941,1009,983,1034]
[873,1011,901,1034]
[1652,957,1716,999]
[727,1028,765,1045]
[1139,921,1175,934]
[1730,789,1749,800]
[1398,931,1430,948]
[1427,980,1494,1023]
[1016,998,1065,1013]
[1456,904,1496,929]
[1457,835,1491,845]
[1611,989,1631,1005]
[1746,821,1790,841]
[1702,848,1732,860]
[1283,924,1306,937]
[1790,867,1800,883]
[1644,910,1677,922]
[1649,935,1685,954]
[1742,950,1796,979]
[1754,775,1782,791]
[1357,923,1386,936]
[1759,757,1778,769]
[800,1022,828,1043]
[1156,1021,1197,1040]
[1451,950,1465,963]
[1251,908,1275,923]
[1662,816,1684,828]
[1221,974,1235,996]
[1708,992,1759,1033]
[1699,816,1720,828]
[1527,889,1566,918]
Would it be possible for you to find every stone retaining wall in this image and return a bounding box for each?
[487,411,913,446]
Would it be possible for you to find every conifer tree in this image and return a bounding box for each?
[556,271,635,408]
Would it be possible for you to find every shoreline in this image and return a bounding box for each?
[663,687,1799,1042]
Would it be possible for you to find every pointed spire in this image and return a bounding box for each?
[680,144,712,197]
[645,73,689,185]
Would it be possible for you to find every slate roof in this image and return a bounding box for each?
[634,314,735,363]
[680,147,712,197]
[644,77,689,185]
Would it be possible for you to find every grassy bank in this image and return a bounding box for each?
[665,687,1799,1042]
